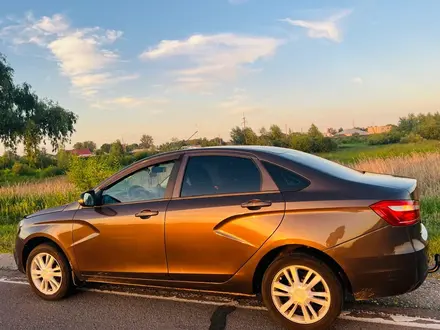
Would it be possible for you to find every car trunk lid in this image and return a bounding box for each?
[358,171,419,200]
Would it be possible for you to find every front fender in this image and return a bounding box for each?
[17,214,81,278]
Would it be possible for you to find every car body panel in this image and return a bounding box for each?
[326,222,428,299]
[15,205,80,274]
[71,199,170,279]
[165,192,285,282]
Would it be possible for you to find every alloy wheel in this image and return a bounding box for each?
[271,265,331,324]
[30,252,63,295]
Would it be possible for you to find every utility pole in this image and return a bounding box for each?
[242,113,247,145]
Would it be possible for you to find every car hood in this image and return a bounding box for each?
[25,201,79,219]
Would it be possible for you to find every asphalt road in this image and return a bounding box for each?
[0,270,439,330]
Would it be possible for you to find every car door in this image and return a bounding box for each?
[165,152,286,283]
[72,158,179,280]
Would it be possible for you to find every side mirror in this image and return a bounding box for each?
[78,190,96,207]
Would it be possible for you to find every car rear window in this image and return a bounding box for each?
[262,161,310,192]
[275,148,362,180]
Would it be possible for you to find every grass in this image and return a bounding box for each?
[352,153,440,258]
[0,225,16,253]
[0,177,79,252]
[0,150,439,259]
[320,140,440,164]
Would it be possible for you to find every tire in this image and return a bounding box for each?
[261,253,343,330]
[26,243,73,300]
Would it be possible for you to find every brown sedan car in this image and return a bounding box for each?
[14,146,430,329]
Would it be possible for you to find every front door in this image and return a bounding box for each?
[72,160,177,280]
[165,154,285,282]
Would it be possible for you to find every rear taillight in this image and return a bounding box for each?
[370,200,420,226]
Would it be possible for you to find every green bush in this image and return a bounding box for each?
[333,134,368,145]
[11,163,36,176]
[122,155,136,166]
[289,134,337,153]
[134,151,156,161]
[367,131,402,145]
[400,133,424,144]
[39,166,65,178]
[67,156,117,191]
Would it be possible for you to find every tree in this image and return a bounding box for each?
[338,127,344,133]
[258,127,271,146]
[289,134,312,152]
[397,113,418,135]
[140,134,154,149]
[327,128,337,135]
[57,149,71,170]
[0,53,18,148]
[100,143,112,153]
[108,140,124,166]
[307,124,323,138]
[73,141,97,152]
[126,143,140,152]
[230,126,245,145]
[1,53,77,164]
[230,127,258,145]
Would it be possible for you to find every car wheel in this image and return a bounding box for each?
[26,243,73,300]
[261,253,343,330]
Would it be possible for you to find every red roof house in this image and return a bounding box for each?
[67,148,93,157]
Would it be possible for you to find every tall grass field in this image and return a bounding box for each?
[0,153,439,260]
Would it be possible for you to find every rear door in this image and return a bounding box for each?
[165,152,285,283]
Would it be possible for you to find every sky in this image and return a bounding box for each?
[1,0,440,148]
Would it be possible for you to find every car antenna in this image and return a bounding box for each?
[156,130,200,188]
[179,130,198,150]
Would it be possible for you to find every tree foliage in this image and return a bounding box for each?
[99,143,112,154]
[67,155,116,191]
[140,134,154,149]
[73,141,97,152]
[0,53,77,164]
[108,140,124,167]
[230,123,336,153]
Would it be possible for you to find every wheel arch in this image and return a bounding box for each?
[252,244,353,300]
[22,235,72,273]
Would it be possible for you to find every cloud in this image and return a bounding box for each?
[0,12,135,97]
[352,77,363,84]
[281,9,352,42]
[34,13,69,34]
[140,33,282,90]
[91,96,169,110]
[219,88,263,115]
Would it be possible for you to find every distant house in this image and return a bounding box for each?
[67,148,93,157]
[335,128,369,137]
[367,125,393,134]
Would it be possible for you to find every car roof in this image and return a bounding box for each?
[179,145,296,155]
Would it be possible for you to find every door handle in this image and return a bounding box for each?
[135,210,159,219]
[241,199,272,210]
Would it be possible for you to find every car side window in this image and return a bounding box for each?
[262,161,310,192]
[101,161,176,204]
[181,156,262,197]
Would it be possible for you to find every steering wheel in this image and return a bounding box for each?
[128,185,155,200]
